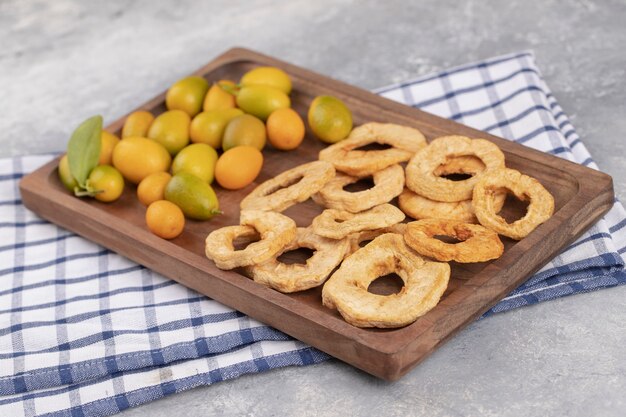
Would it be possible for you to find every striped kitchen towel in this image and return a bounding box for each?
[1,50,625,416]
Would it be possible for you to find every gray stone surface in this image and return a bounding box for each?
[2,0,625,416]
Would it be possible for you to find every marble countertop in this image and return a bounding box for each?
[2,1,625,416]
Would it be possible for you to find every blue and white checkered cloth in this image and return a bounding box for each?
[1,51,625,416]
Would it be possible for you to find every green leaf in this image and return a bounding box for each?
[67,115,102,189]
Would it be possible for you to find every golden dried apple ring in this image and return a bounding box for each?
[405,136,505,202]
[433,155,486,177]
[404,219,504,263]
[246,227,350,293]
[472,168,554,240]
[346,223,407,255]
[240,160,335,212]
[318,122,426,176]
[311,203,405,240]
[205,210,297,270]
[322,233,450,328]
[398,188,506,223]
[312,164,404,213]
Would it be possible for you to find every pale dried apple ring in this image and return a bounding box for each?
[246,227,350,293]
[205,210,297,269]
[313,164,404,213]
[433,155,486,176]
[240,160,335,212]
[311,203,405,240]
[346,223,407,255]
[398,188,506,223]
[404,219,504,263]
[318,122,426,176]
[405,136,505,202]
[472,168,554,240]
[322,233,450,328]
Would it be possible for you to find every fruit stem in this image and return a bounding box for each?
[218,83,239,96]
[73,185,103,198]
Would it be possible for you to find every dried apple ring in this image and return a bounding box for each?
[433,155,486,177]
[312,164,404,213]
[205,210,297,269]
[346,223,407,255]
[240,160,335,212]
[398,188,506,223]
[319,122,426,176]
[311,203,405,240]
[404,219,504,263]
[405,136,505,202]
[322,233,450,328]
[472,168,554,240]
[246,227,350,293]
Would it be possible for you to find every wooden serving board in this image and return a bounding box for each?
[20,48,614,381]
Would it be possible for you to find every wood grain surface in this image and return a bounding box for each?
[19,48,615,381]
